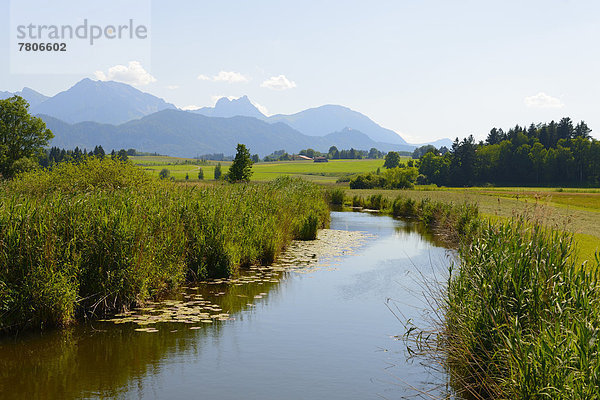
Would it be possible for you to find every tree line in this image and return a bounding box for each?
[417,117,599,186]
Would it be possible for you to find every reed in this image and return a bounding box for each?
[403,212,600,399]
[0,159,329,331]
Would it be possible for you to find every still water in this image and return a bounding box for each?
[0,211,452,399]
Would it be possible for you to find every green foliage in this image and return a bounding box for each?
[0,96,53,179]
[420,118,600,186]
[0,161,329,332]
[441,220,600,399]
[381,166,418,189]
[327,188,345,205]
[227,144,253,183]
[197,168,204,180]
[383,151,401,169]
[297,212,319,240]
[158,168,170,179]
[214,163,222,180]
[349,167,418,189]
[349,172,385,189]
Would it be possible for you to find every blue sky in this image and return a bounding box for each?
[1,0,599,142]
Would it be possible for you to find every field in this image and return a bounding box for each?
[346,187,600,262]
[130,155,600,261]
[130,156,392,183]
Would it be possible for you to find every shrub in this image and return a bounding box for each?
[158,168,170,179]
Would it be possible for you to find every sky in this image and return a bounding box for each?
[1,0,599,143]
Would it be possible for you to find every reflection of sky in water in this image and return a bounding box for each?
[0,211,451,400]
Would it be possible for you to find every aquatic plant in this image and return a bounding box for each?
[0,159,329,332]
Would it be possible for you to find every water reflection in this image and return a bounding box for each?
[0,211,451,400]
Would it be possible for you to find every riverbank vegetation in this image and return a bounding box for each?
[437,218,600,399]
[326,188,600,397]
[359,190,600,398]
[0,158,329,332]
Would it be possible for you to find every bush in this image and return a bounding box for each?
[349,167,418,189]
[159,168,170,179]
[349,172,384,189]
[415,174,428,185]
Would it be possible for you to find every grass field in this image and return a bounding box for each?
[130,155,599,260]
[131,156,393,183]
[345,187,600,262]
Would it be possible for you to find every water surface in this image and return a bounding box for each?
[0,211,451,399]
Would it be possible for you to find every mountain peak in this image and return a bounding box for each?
[194,95,265,119]
[31,78,176,124]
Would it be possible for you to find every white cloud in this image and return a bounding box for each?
[166,85,179,90]
[197,71,249,83]
[213,71,248,83]
[94,61,156,86]
[524,92,564,108]
[260,75,297,91]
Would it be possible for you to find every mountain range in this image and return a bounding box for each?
[1,79,452,156]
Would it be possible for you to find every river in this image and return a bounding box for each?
[0,211,453,399]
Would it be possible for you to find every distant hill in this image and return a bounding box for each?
[0,79,452,154]
[192,95,266,119]
[41,110,415,157]
[31,78,176,124]
[321,128,413,152]
[0,87,49,108]
[268,105,408,145]
[415,138,453,149]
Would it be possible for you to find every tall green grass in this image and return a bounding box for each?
[0,158,329,331]
[404,213,600,399]
[442,220,600,399]
[348,193,479,241]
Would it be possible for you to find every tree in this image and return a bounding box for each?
[252,154,260,163]
[116,149,129,162]
[368,148,380,159]
[185,173,189,180]
[383,151,400,169]
[0,96,53,178]
[214,163,222,180]
[159,168,170,179]
[198,168,204,180]
[227,144,253,182]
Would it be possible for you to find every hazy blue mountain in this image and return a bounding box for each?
[268,105,408,145]
[41,111,416,157]
[192,96,266,119]
[43,110,312,157]
[415,138,453,149]
[0,87,49,108]
[322,128,414,152]
[31,79,176,125]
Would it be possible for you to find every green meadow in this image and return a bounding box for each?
[130,156,398,183]
[131,155,600,261]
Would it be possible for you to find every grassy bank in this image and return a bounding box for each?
[0,158,329,332]
[439,219,600,399]
[344,188,600,262]
[370,190,600,398]
[327,188,600,397]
